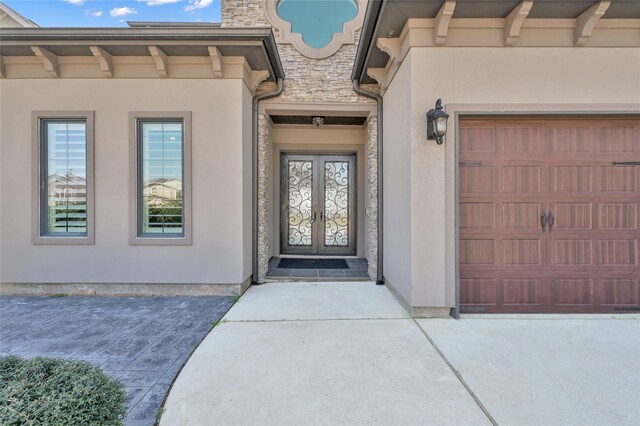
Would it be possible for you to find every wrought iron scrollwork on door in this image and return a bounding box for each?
[324,161,350,247]
[287,160,313,246]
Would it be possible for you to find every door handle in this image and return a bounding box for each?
[320,211,323,222]
[309,212,317,224]
[540,210,547,233]
[548,210,555,233]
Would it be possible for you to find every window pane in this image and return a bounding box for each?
[140,121,184,235]
[44,121,87,235]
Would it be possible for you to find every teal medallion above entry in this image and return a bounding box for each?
[264,0,365,59]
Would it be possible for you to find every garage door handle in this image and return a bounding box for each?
[611,161,640,165]
[548,210,555,233]
[540,210,547,233]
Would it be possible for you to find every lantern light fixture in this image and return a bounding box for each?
[426,99,449,144]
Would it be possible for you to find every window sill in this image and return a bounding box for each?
[32,236,95,245]
[129,236,192,246]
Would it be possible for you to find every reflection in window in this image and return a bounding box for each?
[138,121,184,235]
[42,120,87,235]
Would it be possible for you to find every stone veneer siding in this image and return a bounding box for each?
[257,113,271,282]
[223,0,379,281]
[366,115,378,280]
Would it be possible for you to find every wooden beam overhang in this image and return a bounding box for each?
[575,0,611,46]
[505,0,534,46]
[30,46,59,77]
[89,46,113,78]
[148,45,168,78]
[434,1,456,46]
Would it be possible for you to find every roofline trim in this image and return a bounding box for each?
[0,27,285,79]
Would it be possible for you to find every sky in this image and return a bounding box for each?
[3,0,222,27]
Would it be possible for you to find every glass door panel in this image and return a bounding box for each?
[281,154,355,255]
[287,158,314,248]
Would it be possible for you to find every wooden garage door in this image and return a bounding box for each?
[459,117,640,313]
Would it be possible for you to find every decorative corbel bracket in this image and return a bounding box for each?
[367,68,387,92]
[89,46,114,78]
[31,46,59,77]
[376,37,402,65]
[504,0,533,46]
[249,70,270,93]
[434,1,456,46]
[207,46,223,78]
[575,0,611,46]
[148,46,168,78]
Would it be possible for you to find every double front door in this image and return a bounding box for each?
[281,154,356,255]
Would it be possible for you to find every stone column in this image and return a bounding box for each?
[257,114,271,282]
[366,115,378,280]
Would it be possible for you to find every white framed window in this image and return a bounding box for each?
[32,111,95,245]
[129,112,192,245]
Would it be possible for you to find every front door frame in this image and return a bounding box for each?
[280,152,357,256]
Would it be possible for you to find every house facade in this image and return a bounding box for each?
[1,0,639,316]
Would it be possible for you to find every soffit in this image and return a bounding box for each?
[357,0,640,83]
[270,115,368,126]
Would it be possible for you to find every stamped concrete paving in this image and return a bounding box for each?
[0,296,234,426]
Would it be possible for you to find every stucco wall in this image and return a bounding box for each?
[0,78,252,285]
[389,46,640,310]
[382,54,413,303]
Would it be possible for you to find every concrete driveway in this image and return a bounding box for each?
[0,296,234,426]
[161,282,640,426]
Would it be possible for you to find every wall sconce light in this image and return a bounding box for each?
[426,99,449,144]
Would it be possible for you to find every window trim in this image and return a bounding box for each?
[129,112,192,245]
[31,111,95,245]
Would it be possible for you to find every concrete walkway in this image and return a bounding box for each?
[161,282,640,426]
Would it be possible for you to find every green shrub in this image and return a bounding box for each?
[0,356,126,426]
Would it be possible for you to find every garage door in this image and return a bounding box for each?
[459,117,640,313]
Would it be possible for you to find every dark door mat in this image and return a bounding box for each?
[277,258,349,269]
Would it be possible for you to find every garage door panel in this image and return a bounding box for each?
[460,165,496,193]
[548,125,597,154]
[496,125,546,154]
[551,238,593,266]
[460,279,498,306]
[502,202,541,229]
[551,165,592,193]
[553,202,593,229]
[459,239,495,265]
[502,165,542,193]
[599,166,637,192]
[597,239,638,265]
[553,279,594,306]
[502,239,543,265]
[598,125,639,153]
[598,202,637,229]
[459,127,495,153]
[459,202,495,229]
[599,279,640,306]
[459,116,640,313]
[502,278,546,306]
